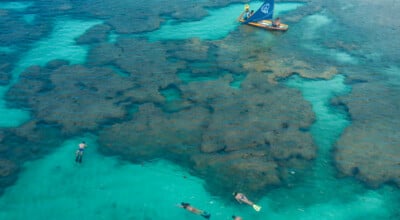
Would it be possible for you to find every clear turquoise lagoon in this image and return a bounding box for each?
[0,1,399,219]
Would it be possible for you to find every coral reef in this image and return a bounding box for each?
[99,71,316,193]
[0,70,10,85]
[2,1,321,194]
[72,0,213,34]
[99,103,210,160]
[0,131,19,194]
[167,38,210,62]
[0,55,14,85]
[267,59,338,84]
[334,80,400,188]
[7,64,133,134]
[0,160,17,178]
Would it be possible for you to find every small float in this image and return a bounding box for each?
[238,0,288,31]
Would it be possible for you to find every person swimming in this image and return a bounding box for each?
[180,202,211,219]
[233,192,261,211]
[75,141,87,163]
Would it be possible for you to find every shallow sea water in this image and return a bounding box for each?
[0,1,400,219]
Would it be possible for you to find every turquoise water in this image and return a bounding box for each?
[0,46,16,54]
[147,2,304,41]
[22,14,36,24]
[0,18,101,127]
[0,75,396,219]
[0,136,219,219]
[0,1,33,11]
[1,0,400,219]
[11,18,101,78]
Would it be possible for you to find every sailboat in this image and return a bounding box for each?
[238,0,288,31]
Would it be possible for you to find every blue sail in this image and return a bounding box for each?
[244,0,274,23]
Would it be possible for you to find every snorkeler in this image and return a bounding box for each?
[233,192,261,212]
[75,141,87,163]
[179,202,211,219]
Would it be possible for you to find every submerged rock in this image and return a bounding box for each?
[0,56,16,86]
[334,81,400,188]
[72,0,213,34]
[99,103,210,160]
[167,38,210,62]
[0,160,17,177]
[0,70,10,85]
[7,65,134,134]
[0,11,48,46]
[192,150,281,193]
[0,131,4,151]
[266,59,338,84]
[0,159,18,195]
[3,7,319,195]
[99,71,316,193]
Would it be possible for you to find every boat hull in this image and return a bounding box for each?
[239,19,288,31]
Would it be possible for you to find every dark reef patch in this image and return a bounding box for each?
[0,70,11,86]
[0,122,65,195]
[0,50,17,86]
[99,103,210,161]
[6,64,134,134]
[334,78,400,188]
[0,9,48,46]
[98,70,316,195]
[0,158,18,195]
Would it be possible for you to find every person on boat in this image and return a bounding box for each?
[272,17,281,27]
[75,141,87,163]
[233,192,261,211]
[180,202,211,219]
[232,215,243,220]
[249,10,254,18]
[243,8,251,20]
